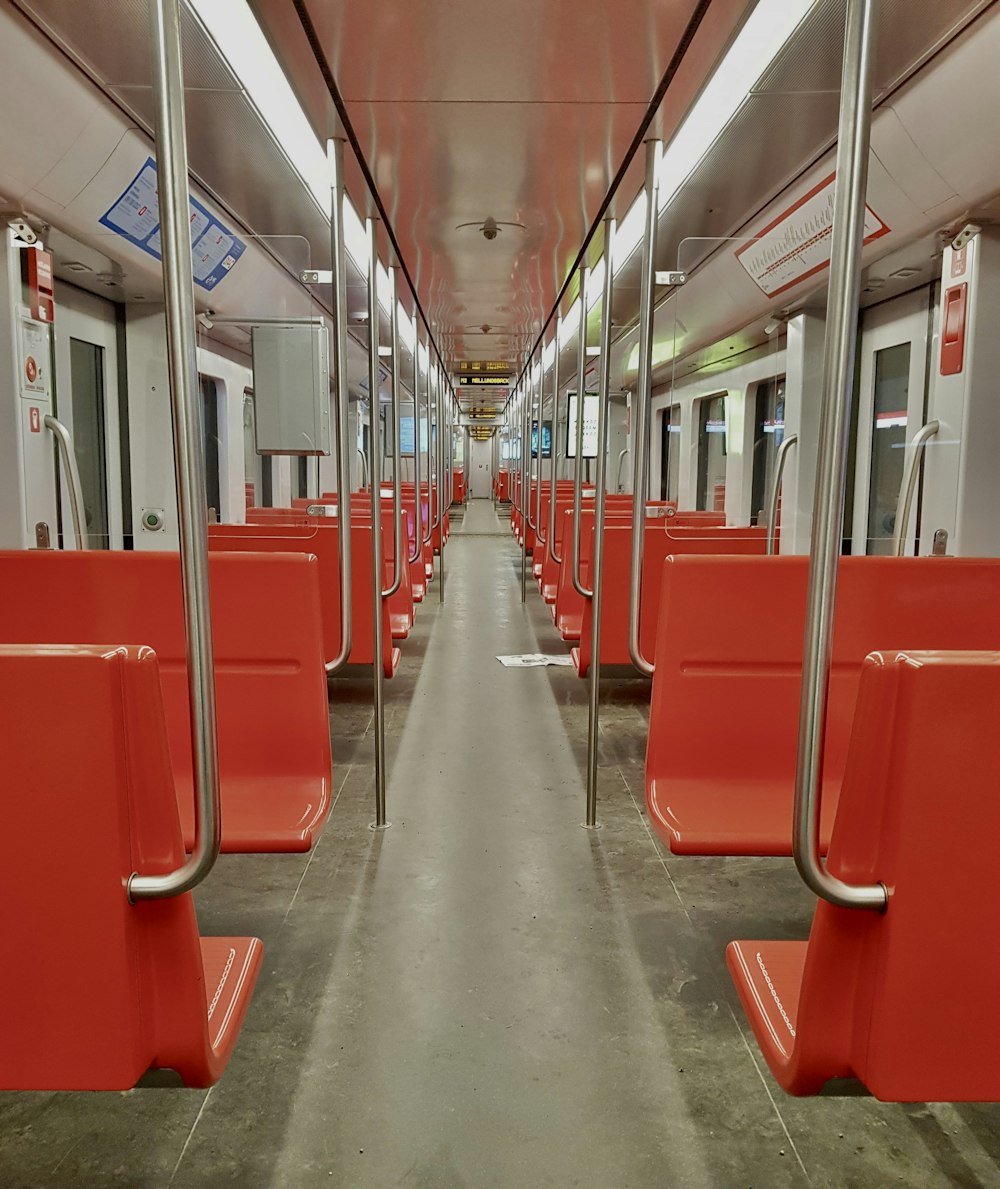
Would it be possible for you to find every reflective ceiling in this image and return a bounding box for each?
[252,0,750,404]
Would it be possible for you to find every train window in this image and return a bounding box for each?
[200,376,221,521]
[750,377,786,525]
[659,404,680,502]
[68,338,110,548]
[696,394,727,512]
[866,343,911,555]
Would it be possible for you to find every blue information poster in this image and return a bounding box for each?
[99,158,246,292]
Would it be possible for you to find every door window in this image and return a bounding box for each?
[750,377,786,525]
[866,343,911,555]
[69,338,109,547]
[200,377,221,521]
[659,404,680,502]
[696,394,727,511]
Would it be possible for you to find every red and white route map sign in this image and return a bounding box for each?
[735,173,890,299]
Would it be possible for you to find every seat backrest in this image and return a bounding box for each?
[210,523,342,663]
[648,556,1000,786]
[0,550,330,783]
[0,644,208,1090]
[797,650,1000,1101]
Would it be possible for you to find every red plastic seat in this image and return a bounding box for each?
[647,556,1000,856]
[0,644,262,1089]
[729,649,1000,1101]
[0,550,333,852]
[571,518,749,675]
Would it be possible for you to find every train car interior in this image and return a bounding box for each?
[2,0,1000,1184]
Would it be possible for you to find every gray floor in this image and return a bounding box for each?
[3,498,1000,1187]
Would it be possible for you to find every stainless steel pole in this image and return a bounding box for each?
[585,221,616,830]
[383,268,404,598]
[368,219,389,830]
[409,326,423,565]
[438,371,446,603]
[549,317,565,564]
[572,269,592,599]
[792,0,883,910]
[130,0,221,900]
[520,383,529,602]
[533,361,544,545]
[423,358,434,548]
[765,433,798,555]
[628,140,661,677]
[326,138,353,672]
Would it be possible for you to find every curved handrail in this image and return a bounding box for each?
[572,267,592,599]
[357,446,370,490]
[615,448,630,494]
[627,139,660,678]
[130,0,221,901]
[325,138,352,673]
[382,268,404,598]
[44,416,87,551]
[409,327,423,565]
[892,421,939,557]
[792,0,886,912]
[765,433,798,556]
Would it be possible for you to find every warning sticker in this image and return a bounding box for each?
[99,158,246,292]
[735,173,890,299]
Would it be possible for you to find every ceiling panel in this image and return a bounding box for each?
[258,0,723,378]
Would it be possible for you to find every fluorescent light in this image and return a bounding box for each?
[586,347,601,357]
[658,0,815,211]
[587,259,605,309]
[562,298,582,337]
[613,191,647,273]
[189,0,330,213]
[376,262,393,314]
[542,339,556,370]
[398,306,416,351]
[343,197,369,272]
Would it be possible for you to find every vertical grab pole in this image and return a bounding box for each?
[534,360,545,545]
[549,317,565,564]
[409,325,423,565]
[383,268,404,597]
[792,0,884,910]
[326,138,353,672]
[423,357,434,549]
[573,269,592,598]
[367,219,389,831]
[438,372,446,603]
[585,220,616,830]
[520,381,529,602]
[130,0,220,900]
[628,140,661,676]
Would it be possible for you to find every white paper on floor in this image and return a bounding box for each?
[496,653,575,668]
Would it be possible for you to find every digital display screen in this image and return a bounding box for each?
[385,413,430,456]
[566,394,599,459]
[531,420,553,459]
